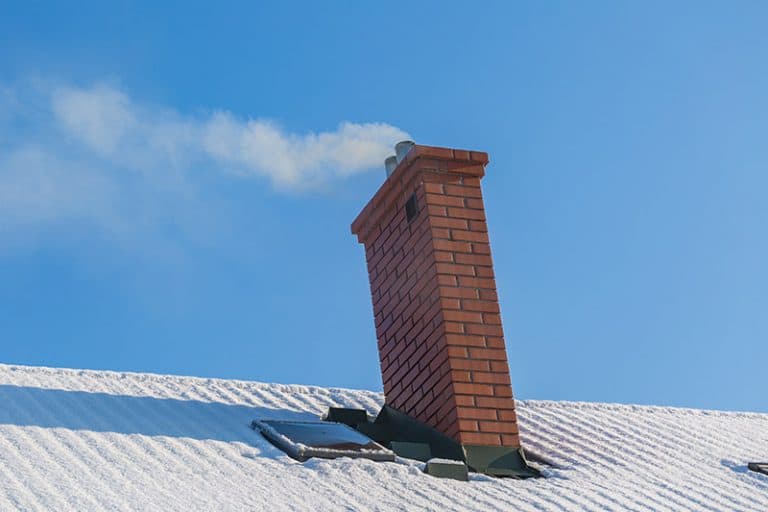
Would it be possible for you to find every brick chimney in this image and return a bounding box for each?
[351,144,521,451]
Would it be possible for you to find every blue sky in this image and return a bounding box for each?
[1,1,766,413]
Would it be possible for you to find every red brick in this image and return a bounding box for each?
[447,346,468,358]
[472,372,511,385]
[475,396,516,409]
[490,360,511,373]
[430,216,469,230]
[454,395,475,407]
[498,410,517,422]
[417,146,455,160]
[427,349,450,375]
[466,323,504,336]
[431,227,451,239]
[451,230,489,243]
[445,184,482,198]
[447,207,486,221]
[457,276,496,289]
[501,434,521,447]
[424,371,454,402]
[425,193,464,207]
[444,334,486,347]
[457,407,498,420]
[485,337,506,349]
[465,198,485,210]
[437,416,461,438]
[475,266,495,278]
[437,274,458,287]
[449,358,490,371]
[439,297,461,310]
[453,383,494,396]
[439,286,478,299]
[479,421,519,434]
[468,220,488,232]
[452,149,471,161]
[469,151,489,164]
[443,310,483,324]
[427,205,447,217]
[478,289,498,301]
[435,263,475,277]
[432,239,472,253]
[468,348,508,361]
[462,300,500,313]
[454,253,493,266]
[444,321,464,334]
[450,370,472,382]
[442,422,460,441]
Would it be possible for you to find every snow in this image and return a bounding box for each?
[251,419,394,460]
[0,362,766,511]
[426,458,466,466]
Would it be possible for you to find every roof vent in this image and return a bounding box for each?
[395,140,415,163]
[384,155,398,177]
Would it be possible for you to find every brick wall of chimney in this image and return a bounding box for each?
[351,145,520,448]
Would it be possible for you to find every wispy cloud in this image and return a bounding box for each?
[0,81,409,248]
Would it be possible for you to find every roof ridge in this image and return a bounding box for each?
[0,362,381,400]
[3,363,766,419]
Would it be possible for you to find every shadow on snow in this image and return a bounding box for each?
[0,384,317,445]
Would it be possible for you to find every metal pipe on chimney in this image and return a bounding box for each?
[384,156,398,177]
[395,140,415,163]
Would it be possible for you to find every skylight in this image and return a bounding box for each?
[252,419,395,462]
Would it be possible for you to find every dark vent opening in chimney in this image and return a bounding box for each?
[405,193,419,222]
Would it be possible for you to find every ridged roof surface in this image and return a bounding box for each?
[0,363,766,511]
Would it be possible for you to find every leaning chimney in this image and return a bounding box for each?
[351,143,529,476]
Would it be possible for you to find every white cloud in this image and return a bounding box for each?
[51,85,137,156]
[0,81,409,247]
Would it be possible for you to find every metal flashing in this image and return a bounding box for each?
[424,459,470,481]
[323,405,541,478]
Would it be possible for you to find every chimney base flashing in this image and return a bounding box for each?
[326,405,540,479]
[462,444,540,479]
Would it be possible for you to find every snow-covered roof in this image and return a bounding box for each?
[0,363,766,511]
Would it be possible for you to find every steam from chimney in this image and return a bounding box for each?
[0,81,413,246]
